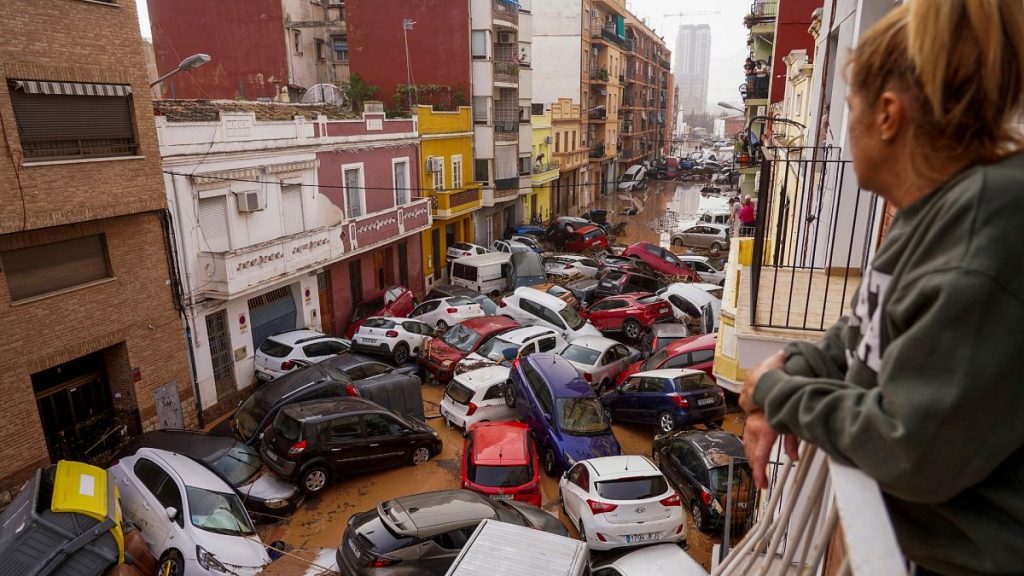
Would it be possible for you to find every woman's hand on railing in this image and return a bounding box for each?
[741,350,799,489]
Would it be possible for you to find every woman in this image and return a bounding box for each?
[738,195,755,234]
[739,1,1024,575]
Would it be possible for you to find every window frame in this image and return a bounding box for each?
[432,158,445,192]
[392,157,410,206]
[341,162,366,219]
[451,155,463,189]
[471,30,488,59]
[1,234,114,302]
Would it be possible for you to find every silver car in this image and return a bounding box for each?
[679,255,726,285]
[561,335,640,392]
[671,223,730,251]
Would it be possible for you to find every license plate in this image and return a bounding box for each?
[698,397,716,406]
[256,372,272,381]
[625,532,657,544]
[490,494,513,501]
[363,338,377,343]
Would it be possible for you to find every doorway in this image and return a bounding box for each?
[32,351,116,464]
[205,309,237,401]
[432,228,442,280]
[373,250,386,290]
[247,286,297,350]
[317,271,336,336]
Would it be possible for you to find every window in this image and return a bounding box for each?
[432,159,445,191]
[531,103,544,115]
[315,38,326,59]
[293,30,302,54]
[393,159,410,205]
[451,155,463,188]
[302,340,347,357]
[332,37,349,61]
[281,184,304,235]
[554,133,561,154]
[2,235,111,301]
[327,416,363,442]
[571,130,577,150]
[690,349,715,363]
[472,96,489,123]
[364,414,404,437]
[9,81,138,161]
[474,159,489,183]
[471,30,488,58]
[518,155,531,176]
[398,242,409,288]
[133,458,166,495]
[342,165,364,218]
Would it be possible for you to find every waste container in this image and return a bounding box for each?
[0,460,124,576]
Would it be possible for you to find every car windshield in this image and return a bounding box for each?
[709,463,753,494]
[258,339,292,358]
[595,475,668,501]
[662,250,682,266]
[442,324,484,353]
[471,464,533,487]
[557,398,611,436]
[644,348,671,370]
[674,373,717,391]
[353,296,385,321]
[558,306,585,330]
[186,486,256,536]
[209,444,263,487]
[445,379,476,405]
[234,395,268,440]
[474,336,518,362]
[561,344,600,366]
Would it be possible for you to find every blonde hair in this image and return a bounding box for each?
[849,0,1024,167]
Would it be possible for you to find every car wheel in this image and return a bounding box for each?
[623,319,643,341]
[392,343,410,365]
[503,382,516,408]
[436,320,449,332]
[691,500,707,532]
[410,446,431,465]
[300,466,330,495]
[542,448,558,478]
[671,237,683,246]
[158,550,184,576]
[658,411,676,434]
[711,242,724,252]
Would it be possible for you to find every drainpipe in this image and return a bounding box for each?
[168,173,205,427]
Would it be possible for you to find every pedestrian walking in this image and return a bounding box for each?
[739,1,1024,575]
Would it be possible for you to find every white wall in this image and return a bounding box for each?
[473,61,494,97]
[474,126,496,159]
[532,36,582,105]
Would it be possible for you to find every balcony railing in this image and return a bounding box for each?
[492,0,519,24]
[431,184,482,219]
[589,67,610,83]
[742,76,770,100]
[591,27,625,48]
[749,147,878,331]
[589,108,607,120]
[494,45,520,84]
[750,0,779,19]
[589,144,606,158]
[531,161,560,185]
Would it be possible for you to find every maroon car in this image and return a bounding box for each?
[418,316,519,382]
[621,241,703,282]
[564,225,609,253]
[344,286,417,339]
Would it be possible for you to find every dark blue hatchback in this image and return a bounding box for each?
[504,354,622,476]
[601,369,725,434]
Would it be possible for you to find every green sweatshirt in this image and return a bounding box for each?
[753,152,1024,576]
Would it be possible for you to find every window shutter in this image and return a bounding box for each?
[198,196,230,252]
[281,185,304,235]
[10,91,136,159]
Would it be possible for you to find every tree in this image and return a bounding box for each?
[339,74,377,113]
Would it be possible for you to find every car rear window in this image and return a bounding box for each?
[584,229,605,240]
[562,344,600,365]
[673,373,717,391]
[355,513,419,554]
[452,242,473,251]
[637,295,661,305]
[273,411,302,442]
[259,339,292,358]
[449,296,476,307]
[547,286,570,297]
[470,464,533,488]
[362,318,395,329]
[595,475,668,500]
[445,380,475,405]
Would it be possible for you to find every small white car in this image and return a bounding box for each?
[544,255,602,279]
[560,336,640,392]
[439,365,515,430]
[498,287,602,342]
[110,448,271,576]
[511,235,545,253]
[559,455,685,552]
[350,316,435,364]
[456,326,567,374]
[409,296,485,331]
[254,329,350,382]
[679,255,726,286]
[692,283,724,299]
[447,242,491,261]
[658,283,721,334]
[618,164,648,192]
[670,222,730,252]
[591,543,705,576]
[492,239,534,254]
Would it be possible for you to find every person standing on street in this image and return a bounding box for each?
[739,1,1024,575]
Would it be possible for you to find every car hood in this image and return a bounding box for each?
[238,468,299,502]
[195,530,271,571]
[556,429,621,462]
[573,323,602,338]
[426,340,466,363]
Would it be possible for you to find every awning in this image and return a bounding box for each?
[8,80,132,97]
[498,0,522,6]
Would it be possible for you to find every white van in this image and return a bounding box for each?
[445,518,590,576]
[450,252,512,296]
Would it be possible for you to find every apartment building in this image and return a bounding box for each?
[675,24,711,116]
[0,0,193,500]
[621,14,672,173]
[528,108,560,223]
[550,98,588,216]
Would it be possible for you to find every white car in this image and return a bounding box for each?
[560,336,640,392]
[544,255,602,279]
[511,235,545,253]
[447,242,491,261]
[439,365,515,430]
[670,222,730,252]
[350,316,435,364]
[618,164,648,192]
[498,287,602,342]
[409,296,485,331]
[559,455,685,552]
[254,329,350,382]
[679,255,726,286]
[455,326,566,374]
[592,543,705,576]
[110,447,271,576]
[657,283,721,334]
[692,283,724,299]
[492,239,534,254]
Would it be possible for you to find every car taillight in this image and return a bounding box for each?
[386,330,399,338]
[701,489,712,505]
[346,382,360,397]
[660,492,682,507]
[281,360,295,370]
[582,372,592,382]
[498,300,507,308]
[587,499,618,515]
[596,533,608,542]
[288,440,307,457]
[447,307,458,313]
[670,393,689,408]
[466,402,478,416]
[367,558,398,568]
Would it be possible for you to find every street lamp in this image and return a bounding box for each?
[402,19,416,111]
[717,101,745,114]
[151,54,211,88]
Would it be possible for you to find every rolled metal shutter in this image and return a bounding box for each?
[247,287,298,349]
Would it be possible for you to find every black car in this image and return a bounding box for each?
[597,254,656,277]
[594,270,666,300]
[652,430,755,533]
[260,397,442,494]
[566,279,600,308]
[111,430,303,520]
[427,284,499,316]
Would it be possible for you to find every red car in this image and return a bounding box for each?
[461,421,541,507]
[418,316,519,382]
[564,225,609,253]
[615,332,718,386]
[580,293,674,341]
[621,241,703,281]
[344,286,417,339]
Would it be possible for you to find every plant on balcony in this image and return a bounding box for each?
[598,67,609,81]
[494,62,520,77]
[339,73,377,114]
[393,83,465,112]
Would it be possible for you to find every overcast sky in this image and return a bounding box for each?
[136,0,748,111]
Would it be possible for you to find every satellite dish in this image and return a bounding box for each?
[301,83,348,107]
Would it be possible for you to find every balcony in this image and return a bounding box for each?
[591,27,626,49]
[658,57,671,70]
[492,0,519,25]
[742,75,770,101]
[750,0,778,19]
[589,108,608,121]
[494,45,520,85]
[589,67,610,84]
[555,148,588,171]
[483,179,520,206]
[589,144,606,159]
[531,161,560,185]
[431,184,482,219]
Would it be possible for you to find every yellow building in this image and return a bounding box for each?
[528,109,559,223]
[416,105,482,288]
[550,98,588,216]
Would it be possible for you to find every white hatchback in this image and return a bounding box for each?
[110,447,271,576]
[439,365,515,430]
[591,543,705,576]
[455,326,566,374]
[498,287,601,342]
[678,255,726,286]
[254,329,350,382]
[350,316,435,364]
[558,455,685,552]
[560,336,640,392]
[447,242,491,261]
[544,255,602,279]
[409,296,485,331]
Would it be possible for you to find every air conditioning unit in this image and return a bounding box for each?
[235,190,265,213]
[497,32,516,45]
[544,136,553,145]
[427,157,443,172]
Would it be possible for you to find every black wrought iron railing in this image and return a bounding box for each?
[749,147,880,331]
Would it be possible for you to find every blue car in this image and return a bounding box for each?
[504,354,621,476]
[601,368,726,434]
[513,224,547,239]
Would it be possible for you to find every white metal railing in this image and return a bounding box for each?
[714,443,907,576]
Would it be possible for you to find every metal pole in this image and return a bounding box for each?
[402,19,415,111]
[721,456,736,563]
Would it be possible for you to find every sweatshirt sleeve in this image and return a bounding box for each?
[752,269,1024,503]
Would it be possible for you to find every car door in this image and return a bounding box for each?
[668,443,699,502]
[604,344,633,382]
[119,457,183,554]
[594,345,621,385]
[561,463,591,524]
[612,377,642,422]
[322,414,369,475]
[400,319,434,351]
[638,376,670,420]
[410,300,442,326]
[361,413,412,470]
[417,526,478,573]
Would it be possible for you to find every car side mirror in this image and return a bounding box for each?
[543,413,551,423]
[401,429,412,436]
[165,507,178,521]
